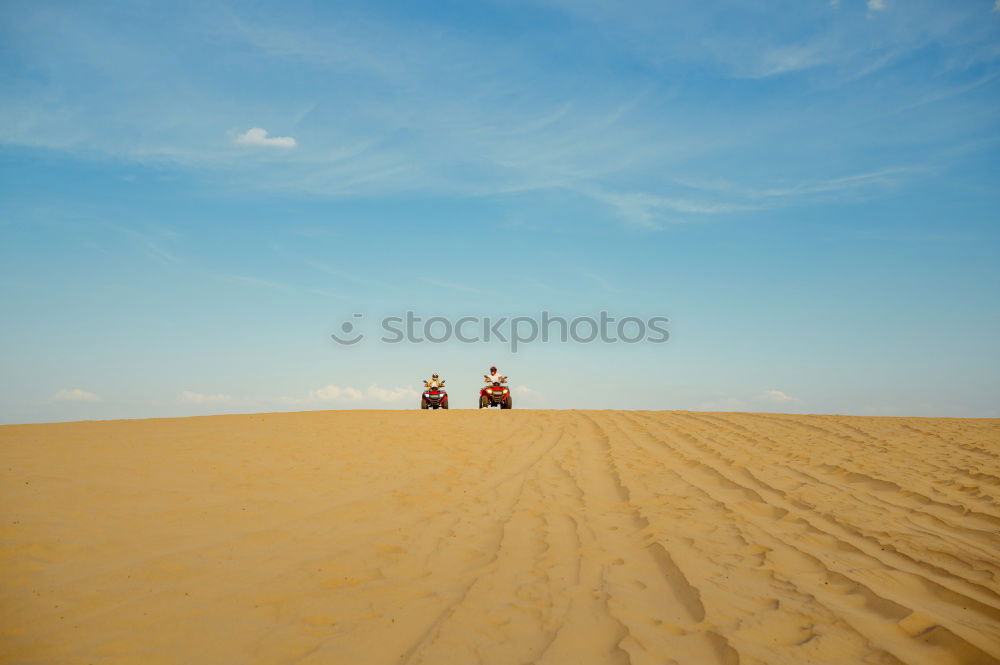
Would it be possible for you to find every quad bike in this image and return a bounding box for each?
[479,376,512,409]
[421,383,449,409]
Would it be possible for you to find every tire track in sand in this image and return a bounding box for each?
[624,412,1000,665]
[571,413,740,665]
[4,410,999,665]
[681,412,1000,587]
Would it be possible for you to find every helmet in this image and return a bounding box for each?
[490,366,497,373]
[432,373,439,379]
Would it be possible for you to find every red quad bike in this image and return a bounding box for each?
[421,384,449,409]
[479,377,512,409]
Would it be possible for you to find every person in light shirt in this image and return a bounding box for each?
[425,373,445,389]
[484,366,506,385]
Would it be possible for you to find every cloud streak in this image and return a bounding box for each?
[235,128,297,149]
[52,388,101,402]
[698,389,802,412]
[1,1,996,231]
[280,384,418,407]
[178,391,233,404]
[760,389,800,404]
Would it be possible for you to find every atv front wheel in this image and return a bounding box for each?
[421,399,429,409]
[501,396,512,409]
[479,396,489,409]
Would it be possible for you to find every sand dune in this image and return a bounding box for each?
[1,410,999,664]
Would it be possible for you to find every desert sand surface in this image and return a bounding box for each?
[1,410,999,665]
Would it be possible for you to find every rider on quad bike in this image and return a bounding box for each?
[421,373,448,409]
[479,366,512,409]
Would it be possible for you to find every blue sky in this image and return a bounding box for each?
[1,0,998,422]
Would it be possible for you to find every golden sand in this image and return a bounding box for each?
[2,410,999,664]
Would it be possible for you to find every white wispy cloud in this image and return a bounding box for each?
[581,271,620,294]
[295,254,398,293]
[698,389,801,412]
[309,385,364,402]
[367,385,418,403]
[420,277,482,294]
[214,272,296,292]
[52,388,101,402]
[109,226,321,297]
[1,1,993,231]
[281,384,418,407]
[514,385,546,407]
[748,42,832,79]
[178,391,233,404]
[668,166,919,208]
[235,127,297,149]
[759,389,800,404]
[585,189,758,228]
